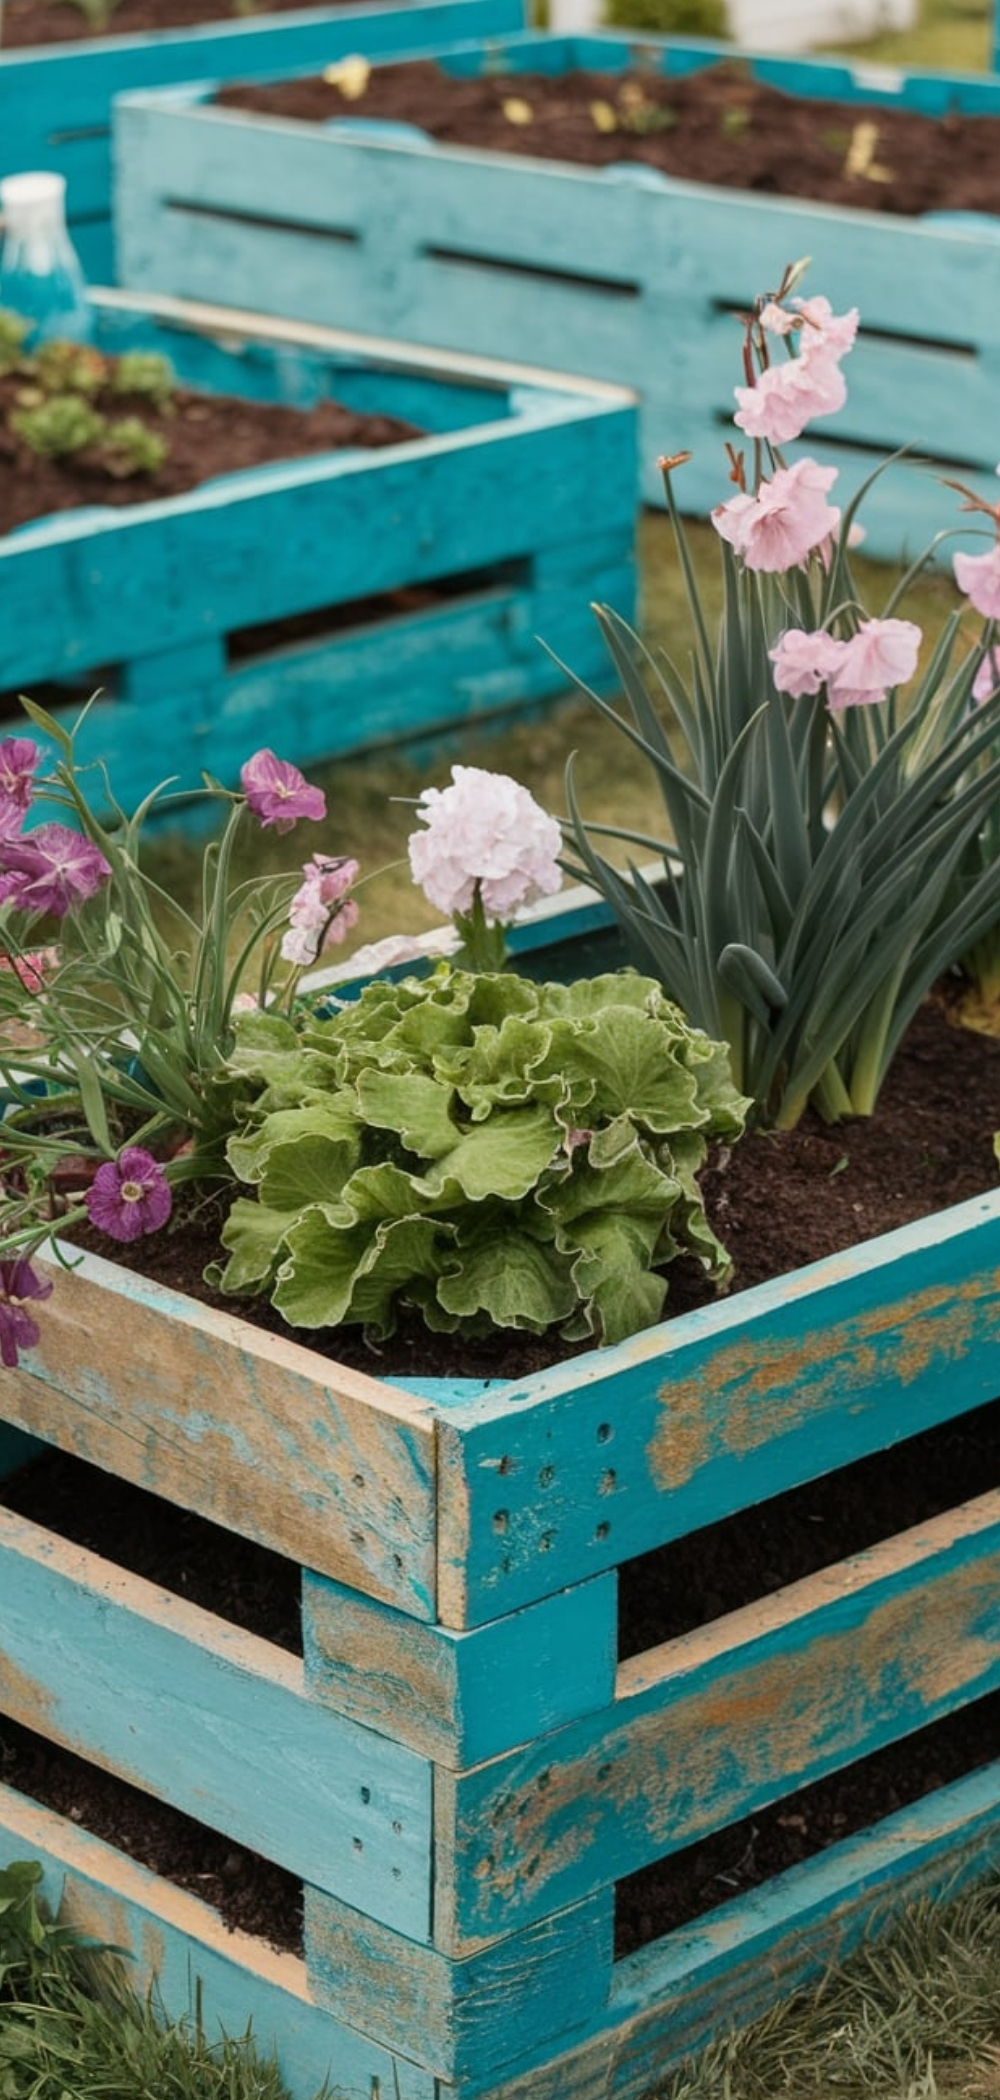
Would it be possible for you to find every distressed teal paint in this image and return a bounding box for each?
[305,1885,613,2079]
[436,1187,1000,1625]
[0,1782,436,2100]
[0,1508,432,1935]
[0,0,524,282]
[302,1567,616,1765]
[115,31,1000,558]
[0,299,635,822]
[439,1492,1000,1949]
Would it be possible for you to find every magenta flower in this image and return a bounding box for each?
[0,1256,52,1368]
[0,823,110,918]
[954,546,1000,621]
[0,738,40,836]
[280,853,361,967]
[973,645,1000,704]
[408,766,562,923]
[85,1147,172,1243]
[824,618,922,711]
[713,460,841,574]
[240,750,327,833]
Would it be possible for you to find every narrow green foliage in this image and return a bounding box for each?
[218,969,747,1344]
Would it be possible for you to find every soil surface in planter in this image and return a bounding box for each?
[216,58,1000,219]
[0,368,421,537]
[2,0,359,48]
[4,995,1000,1955]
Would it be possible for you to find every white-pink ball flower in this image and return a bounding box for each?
[713,459,841,573]
[408,766,562,924]
[954,546,1000,621]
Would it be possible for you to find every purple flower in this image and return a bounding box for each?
[85,1148,172,1244]
[0,738,40,837]
[0,823,110,918]
[0,1256,52,1369]
[240,750,327,834]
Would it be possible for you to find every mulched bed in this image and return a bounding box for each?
[2,0,359,47]
[3,995,1000,1955]
[214,57,1000,219]
[0,368,420,538]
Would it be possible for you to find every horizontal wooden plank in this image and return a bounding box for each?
[0,1782,436,2100]
[436,1188,1000,1624]
[305,1884,612,2078]
[437,1485,1000,1950]
[0,1507,432,1934]
[302,1568,616,1766]
[0,1244,440,1617]
[484,1755,1000,2100]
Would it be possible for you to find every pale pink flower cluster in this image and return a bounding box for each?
[734,295,860,448]
[408,766,562,924]
[280,854,360,967]
[769,617,922,711]
[713,459,842,573]
[954,545,1000,621]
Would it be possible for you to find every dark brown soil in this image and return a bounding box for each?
[0,367,420,537]
[216,58,1000,220]
[3,994,1000,1959]
[2,0,358,48]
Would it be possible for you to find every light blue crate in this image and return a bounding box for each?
[115,28,1000,559]
[0,294,637,819]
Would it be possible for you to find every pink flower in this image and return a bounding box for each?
[713,460,842,573]
[0,1256,52,1368]
[0,739,40,836]
[769,628,847,697]
[734,354,847,446]
[973,645,1000,704]
[0,947,57,994]
[825,617,922,711]
[759,300,799,337]
[954,546,1000,620]
[0,823,110,917]
[240,749,327,833]
[280,854,360,967]
[408,766,562,923]
[85,1147,172,1243]
[793,295,859,365]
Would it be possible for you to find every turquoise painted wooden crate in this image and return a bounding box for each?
[0,0,524,284]
[115,29,1000,560]
[4,888,1000,2096]
[0,292,636,818]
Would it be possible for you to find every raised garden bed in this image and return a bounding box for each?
[0,0,523,284]
[115,29,1000,557]
[3,888,1000,2096]
[0,291,636,816]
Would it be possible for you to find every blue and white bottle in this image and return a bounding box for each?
[0,171,93,345]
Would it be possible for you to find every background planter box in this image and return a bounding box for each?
[0,0,524,284]
[4,894,1000,2095]
[0,292,636,818]
[116,30,1000,559]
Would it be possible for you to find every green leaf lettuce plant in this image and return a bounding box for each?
[563,260,1000,1129]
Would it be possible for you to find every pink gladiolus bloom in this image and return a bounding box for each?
[734,354,847,446]
[954,546,1000,621]
[280,854,360,967]
[713,460,842,573]
[0,823,110,917]
[240,749,327,833]
[408,766,562,923]
[825,617,922,711]
[973,646,1000,703]
[0,1255,52,1368]
[769,628,847,697]
[85,1147,172,1243]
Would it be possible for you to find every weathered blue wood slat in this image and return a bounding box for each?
[0,298,637,813]
[437,1486,1000,1953]
[0,0,525,284]
[0,1507,433,1935]
[114,32,1000,558]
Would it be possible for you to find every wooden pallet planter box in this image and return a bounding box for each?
[0,293,636,818]
[4,893,1000,2096]
[116,29,1000,559]
[0,0,523,284]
